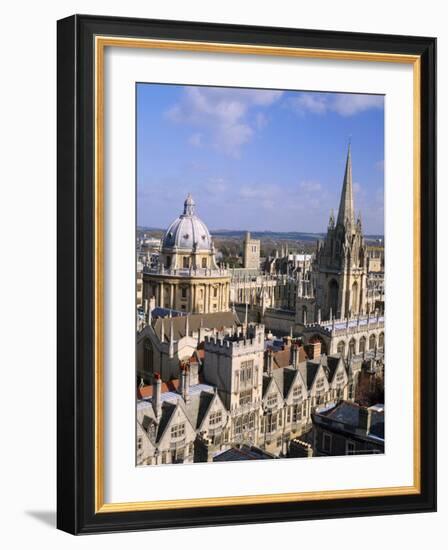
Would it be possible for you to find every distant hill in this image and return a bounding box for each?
[137,227,384,244]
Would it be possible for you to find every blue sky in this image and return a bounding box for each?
[137,84,384,234]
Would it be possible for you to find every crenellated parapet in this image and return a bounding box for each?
[204,324,265,357]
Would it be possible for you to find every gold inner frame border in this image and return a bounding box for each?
[94,35,421,514]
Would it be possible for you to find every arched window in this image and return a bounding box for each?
[351,281,359,313]
[302,305,307,323]
[328,279,339,317]
[349,338,356,357]
[369,334,376,350]
[249,413,255,430]
[242,414,249,431]
[379,332,384,349]
[235,417,243,435]
[337,340,346,356]
[359,336,366,354]
[182,256,189,268]
[202,257,207,268]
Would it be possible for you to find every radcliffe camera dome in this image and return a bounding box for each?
[162,194,213,252]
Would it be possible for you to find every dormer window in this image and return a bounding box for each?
[293,386,302,400]
[267,394,277,408]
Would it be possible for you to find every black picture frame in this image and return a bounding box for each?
[57,14,436,535]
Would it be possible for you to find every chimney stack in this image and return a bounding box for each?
[179,363,190,403]
[308,339,322,360]
[152,373,162,419]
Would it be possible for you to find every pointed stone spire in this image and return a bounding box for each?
[337,143,355,228]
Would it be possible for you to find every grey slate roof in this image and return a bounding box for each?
[318,401,385,440]
[153,310,240,342]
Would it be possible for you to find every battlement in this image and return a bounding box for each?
[304,314,384,336]
[204,324,265,356]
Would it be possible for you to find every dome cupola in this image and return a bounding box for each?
[162,194,213,252]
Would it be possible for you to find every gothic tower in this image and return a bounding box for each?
[314,145,367,321]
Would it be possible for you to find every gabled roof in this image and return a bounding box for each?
[154,401,177,443]
[181,390,215,430]
[153,311,240,342]
[297,360,327,391]
[262,372,283,400]
[283,367,308,400]
[137,399,179,444]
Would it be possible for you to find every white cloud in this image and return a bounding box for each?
[289,92,383,117]
[166,87,283,156]
[204,178,228,194]
[299,180,322,193]
[331,94,384,116]
[238,183,279,200]
[293,94,328,115]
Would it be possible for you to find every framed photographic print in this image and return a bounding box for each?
[57,15,436,534]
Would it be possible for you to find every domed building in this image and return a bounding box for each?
[143,194,230,314]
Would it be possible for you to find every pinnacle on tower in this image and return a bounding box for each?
[337,143,355,228]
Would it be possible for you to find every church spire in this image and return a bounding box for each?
[337,143,355,228]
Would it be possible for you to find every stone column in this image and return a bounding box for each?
[170,283,174,310]
[204,284,209,314]
[160,282,164,308]
[192,283,196,313]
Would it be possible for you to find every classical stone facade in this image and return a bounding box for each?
[143,194,230,314]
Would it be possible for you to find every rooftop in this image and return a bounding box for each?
[213,445,276,462]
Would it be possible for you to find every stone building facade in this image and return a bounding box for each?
[314,145,368,321]
[242,231,260,269]
[136,323,359,465]
[143,194,230,314]
[136,308,241,383]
